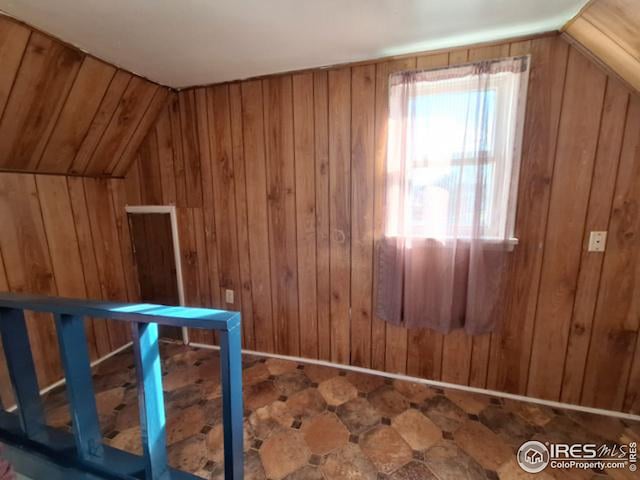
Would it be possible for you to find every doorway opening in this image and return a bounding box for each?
[126,205,186,342]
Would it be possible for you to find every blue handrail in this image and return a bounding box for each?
[0,292,244,480]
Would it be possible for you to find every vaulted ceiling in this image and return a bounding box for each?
[0,16,169,177]
[564,0,640,92]
[0,0,588,88]
[2,0,639,178]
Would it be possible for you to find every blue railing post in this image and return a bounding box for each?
[0,307,45,438]
[54,313,103,461]
[0,293,244,479]
[219,318,244,480]
[131,321,170,480]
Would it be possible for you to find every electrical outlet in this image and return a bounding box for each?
[225,289,234,304]
[588,231,607,252]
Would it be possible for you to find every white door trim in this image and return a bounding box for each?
[125,205,188,343]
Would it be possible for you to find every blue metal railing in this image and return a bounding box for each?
[0,292,244,480]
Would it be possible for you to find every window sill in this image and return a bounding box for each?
[384,236,520,251]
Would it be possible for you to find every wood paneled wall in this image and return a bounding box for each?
[565,0,640,92]
[127,33,640,414]
[0,13,168,400]
[0,15,169,176]
[0,173,138,395]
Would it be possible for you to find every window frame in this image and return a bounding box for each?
[384,56,530,250]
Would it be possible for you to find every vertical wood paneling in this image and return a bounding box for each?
[293,73,319,359]
[328,68,351,364]
[0,16,173,394]
[67,177,112,358]
[207,86,242,313]
[0,172,136,388]
[176,208,200,309]
[314,72,332,362]
[113,88,170,177]
[83,177,131,348]
[127,34,640,414]
[264,76,300,356]
[36,176,87,298]
[527,48,607,401]
[36,176,98,359]
[110,180,140,303]
[170,96,188,207]
[195,87,222,344]
[70,71,132,174]
[230,83,255,350]
[0,173,61,387]
[0,17,30,120]
[124,160,142,205]
[241,80,275,353]
[193,209,212,310]
[155,103,178,205]
[38,58,115,172]
[178,90,204,207]
[486,37,569,395]
[561,78,630,404]
[350,64,375,368]
[138,130,163,205]
[626,334,640,413]
[0,32,82,171]
[371,61,389,372]
[176,206,213,318]
[0,15,166,176]
[86,78,158,175]
[581,96,640,411]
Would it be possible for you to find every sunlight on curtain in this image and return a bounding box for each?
[376,56,530,334]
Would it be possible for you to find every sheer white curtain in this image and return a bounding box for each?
[375,57,529,334]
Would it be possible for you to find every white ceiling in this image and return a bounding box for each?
[0,0,588,89]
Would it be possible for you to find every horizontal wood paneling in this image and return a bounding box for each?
[0,15,169,177]
[0,172,138,389]
[128,33,640,413]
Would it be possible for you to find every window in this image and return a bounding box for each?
[384,56,529,244]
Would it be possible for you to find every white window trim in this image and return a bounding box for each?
[386,56,530,250]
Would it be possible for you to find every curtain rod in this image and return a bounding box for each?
[389,54,531,79]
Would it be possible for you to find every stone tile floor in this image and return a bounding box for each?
[42,342,640,479]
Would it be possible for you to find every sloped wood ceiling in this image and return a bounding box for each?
[0,15,169,177]
[564,0,640,92]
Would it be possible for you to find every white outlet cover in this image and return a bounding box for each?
[225,289,234,304]
[588,231,607,252]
